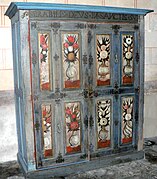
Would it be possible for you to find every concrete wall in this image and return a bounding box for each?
[0,0,157,162]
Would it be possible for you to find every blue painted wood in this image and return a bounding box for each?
[5,2,153,19]
[6,1,153,177]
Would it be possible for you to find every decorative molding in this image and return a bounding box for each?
[88,31,92,44]
[112,82,120,100]
[112,25,121,35]
[32,51,37,65]
[89,54,93,67]
[88,24,96,29]
[56,152,64,163]
[54,53,59,61]
[84,115,88,128]
[89,115,94,128]
[83,53,87,64]
[83,87,98,99]
[49,88,66,100]
[51,22,61,34]
[75,23,86,29]
[84,89,89,99]
[29,10,138,23]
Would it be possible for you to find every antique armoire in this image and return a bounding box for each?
[5,2,153,178]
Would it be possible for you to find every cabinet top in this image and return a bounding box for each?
[5,2,153,19]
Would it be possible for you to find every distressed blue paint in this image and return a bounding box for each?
[6,2,152,176]
[5,2,153,19]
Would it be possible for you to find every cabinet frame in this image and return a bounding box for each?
[5,2,153,177]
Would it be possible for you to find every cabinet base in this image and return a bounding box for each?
[18,150,144,179]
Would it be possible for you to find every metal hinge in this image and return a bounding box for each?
[135,112,138,123]
[135,86,140,93]
[136,52,139,63]
[84,115,94,128]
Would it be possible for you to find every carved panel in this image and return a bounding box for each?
[121,96,134,144]
[122,34,134,85]
[96,34,111,86]
[39,33,51,90]
[62,32,80,89]
[42,104,53,158]
[97,99,111,149]
[64,102,81,154]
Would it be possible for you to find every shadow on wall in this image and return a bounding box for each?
[0,90,17,163]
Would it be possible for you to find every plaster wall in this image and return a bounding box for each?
[0,0,157,163]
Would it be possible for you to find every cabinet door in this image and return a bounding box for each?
[118,25,139,151]
[87,23,116,157]
[87,23,139,158]
[30,20,89,168]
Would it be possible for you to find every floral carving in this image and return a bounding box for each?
[122,97,133,144]
[97,100,111,148]
[65,103,80,132]
[122,34,134,84]
[42,104,53,157]
[63,33,80,89]
[65,102,81,153]
[39,33,50,90]
[96,35,110,86]
[63,35,79,63]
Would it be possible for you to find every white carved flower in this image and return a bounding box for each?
[99,118,108,126]
[68,46,74,52]
[126,37,132,45]
[125,113,131,121]
[125,52,132,59]
[100,50,108,59]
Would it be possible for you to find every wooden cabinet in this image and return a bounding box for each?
[5,2,153,178]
